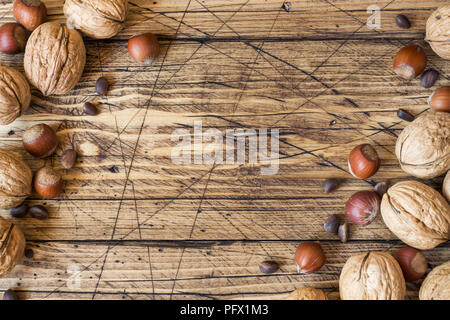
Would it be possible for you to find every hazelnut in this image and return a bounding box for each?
[381,180,449,250]
[285,287,328,300]
[128,33,160,64]
[24,22,86,96]
[0,216,26,277]
[339,252,406,300]
[0,148,32,209]
[22,123,58,158]
[34,166,63,199]
[64,0,128,39]
[443,171,449,202]
[61,149,77,169]
[0,22,27,54]
[13,0,47,31]
[393,44,427,80]
[425,4,450,60]
[394,247,427,282]
[322,178,340,193]
[348,144,380,179]
[419,261,450,300]
[345,191,380,226]
[0,65,31,125]
[395,112,449,179]
[428,86,450,113]
[294,242,325,274]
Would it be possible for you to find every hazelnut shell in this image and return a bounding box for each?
[419,261,450,300]
[0,216,26,277]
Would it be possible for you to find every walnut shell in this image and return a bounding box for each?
[286,287,328,300]
[443,171,450,202]
[0,216,25,277]
[395,112,450,179]
[0,65,30,125]
[0,148,32,209]
[425,5,450,60]
[381,180,450,250]
[339,252,406,300]
[24,22,86,96]
[64,0,128,39]
[419,261,450,300]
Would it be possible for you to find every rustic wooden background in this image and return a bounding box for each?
[0,0,448,300]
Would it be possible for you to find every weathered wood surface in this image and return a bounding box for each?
[0,0,448,299]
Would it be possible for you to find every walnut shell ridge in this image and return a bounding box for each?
[425,5,450,60]
[381,180,450,250]
[339,252,406,300]
[395,112,450,179]
[0,217,25,278]
[0,65,30,125]
[443,171,449,202]
[24,22,86,96]
[64,0,128,39]
[286,287,328,300]
[419,261,450,300]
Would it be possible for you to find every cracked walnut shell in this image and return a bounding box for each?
[395,112,450,179]
[425,5,450,60]
[0,216,26,278]
[286,287,328,300]
[24,22,86,96]
[64,0,128,39]
[0,65,30,125]
[339,252,406,300]
[419,261,450,300]
[381,180,450,250]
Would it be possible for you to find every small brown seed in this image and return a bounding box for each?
[338,223,349,243]
[29,204,48,220]
[61,149,77,169]
[24,248,34,259]
[420,69,439,88]
[397,109,415,122]
[3,289,18,300]
[83,102,99,115]
[322,178,340,193]
[10,202,28,218]
[374,181,389,197]
[96,76,108,96]
[324,214,339,234]
[259,261,279,274]
[395,14,411,29]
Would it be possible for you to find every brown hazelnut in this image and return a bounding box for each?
[23,124,58,158]
[348,144,380,179]
[34,166,63,199]
[286,287,328,300]
[428,86,450,113]
[0,23,26,54]
[13,0,47,31]
[394,247,427,282]
[425,4,450,60]
[345,191,380,226]
[419,261,450,300]
[0,216,26,277]
[393,44,427,80]
[294,242,325,274]
[128,33,160,64]
[0,65,31,125]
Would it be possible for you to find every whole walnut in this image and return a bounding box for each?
[443,171,449,202]
[419,261,450,300]
[64,0,128,39]
[0,216,26,277]
[425,5,450,60]
[24,22,86,96]
[381,180,449,250]
[339,252,406,300]
[0,148,32,209]
[395,112,449,179]
[0,65,30,125]
[286,287,328,300]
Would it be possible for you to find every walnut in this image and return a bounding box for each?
[24,22,86,96]
[425,5,450,60]
[419,261,450,300]
[443,171,450,202]
[0,148,32,209]
[0,65,30,125]
[286,287,328,300]
[64,0,128,39]
[381,180,450,250]
[0,216,26,277]
[395,112,450,179]
[339,252,405,300]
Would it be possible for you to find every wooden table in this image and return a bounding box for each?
[0,0,448,300]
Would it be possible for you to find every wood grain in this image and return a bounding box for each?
[0,0,448,299]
